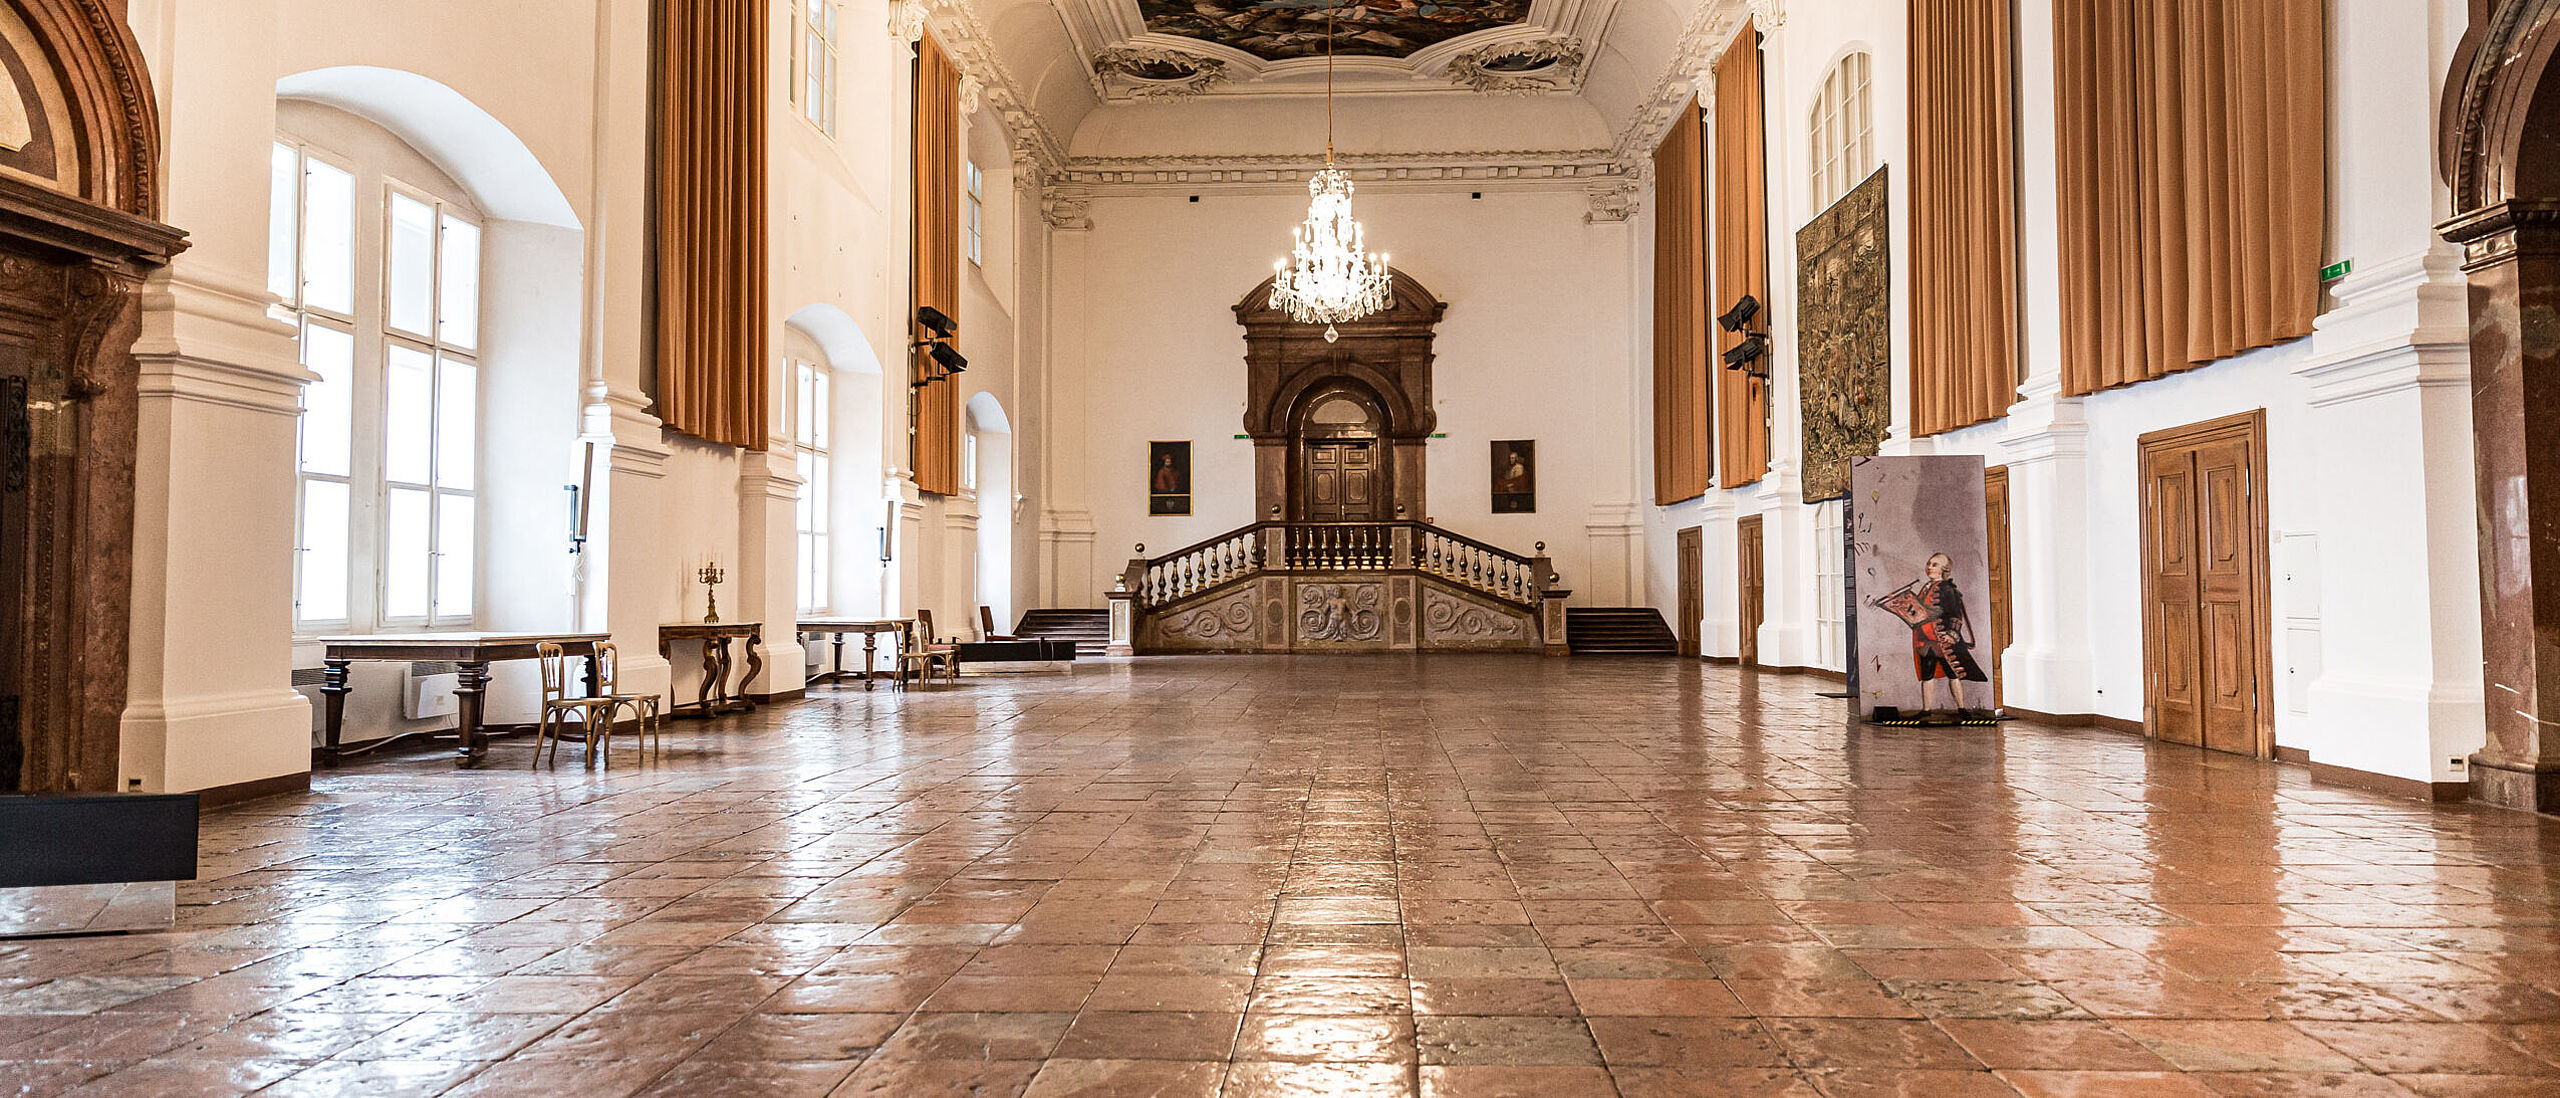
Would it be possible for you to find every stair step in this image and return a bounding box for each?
[1565,607,1679,655]
[1014,609,1112,656]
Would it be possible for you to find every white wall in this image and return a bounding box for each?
[1046,186,1642,604]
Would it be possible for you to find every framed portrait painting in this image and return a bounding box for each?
[1491,440,1535,514]
[1148,441,1191,515]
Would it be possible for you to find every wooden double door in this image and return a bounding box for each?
[2139,412,2272,758]
[1301,440,1383,522]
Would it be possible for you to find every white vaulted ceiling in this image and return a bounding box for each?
[933,0,1762,194]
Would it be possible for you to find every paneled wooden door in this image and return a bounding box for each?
[2139,412,2273,758]
[1303,441,1381,521]
[1984,467,2013,708]
[1737,515,1765,667]
[1677,527,1704,657]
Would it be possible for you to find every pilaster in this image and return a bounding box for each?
[1996,375,2094,716]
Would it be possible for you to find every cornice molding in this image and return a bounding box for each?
[931,0,1069,177]
[1608,0,1751,177]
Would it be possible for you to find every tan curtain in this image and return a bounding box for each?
[1713,20,1770,488]
[911,33,962,496]
[1654,99,1711,506]
[2056,0,2325,396]
[1910,0,2020,435]
[651,0,769,450]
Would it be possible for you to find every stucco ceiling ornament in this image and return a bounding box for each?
[1445,37,1586,95]
[1751,0,1787,28]
[1042,193,1093,230]
[1585,180,1639,224]
[957,74,984,116]
[1092,45,1232,99]
[887,0,930,44]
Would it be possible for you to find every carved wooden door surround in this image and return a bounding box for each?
[1234,270,1445,523]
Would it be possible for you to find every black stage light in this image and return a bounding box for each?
[915,305,957,339]
[1721,332,1769,378]
[1716,294,1760,333]
[928,342,967,375]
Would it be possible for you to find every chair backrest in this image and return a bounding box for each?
[916,608,937,643]
[536,642,568,702]
[980,606,999,638]
[592,641,619,695]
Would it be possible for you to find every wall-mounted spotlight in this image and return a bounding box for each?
[1715,293,1760,334]
[911,306,965,388]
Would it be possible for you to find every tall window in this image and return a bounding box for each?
[274,138,482,632]
[964,160,984,266]
[1809,51,1874,210]
[798,0,840,135]
[792,360,832,613]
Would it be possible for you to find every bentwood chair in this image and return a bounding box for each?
[590,641,663,758]
[896,613,959,686]
[979,606,1020,642]
[534,642,621,768]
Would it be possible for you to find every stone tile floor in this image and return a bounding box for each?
[5,654,2559,1096]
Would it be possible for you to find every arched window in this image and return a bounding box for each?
[1809,51,1874,211]
[790,357,833,614]
[274,107,483,632]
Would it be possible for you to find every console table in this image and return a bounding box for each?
[659,621,763,718]
[798,619,907,690]
[316,632,608,767]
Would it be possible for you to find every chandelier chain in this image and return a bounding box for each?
[1271,1,1392,343]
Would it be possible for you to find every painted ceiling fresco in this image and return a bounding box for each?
[1136,0,1533,61]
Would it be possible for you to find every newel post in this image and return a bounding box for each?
[1391,524,1415,569]
[1107,544,1145,657]
[1532,542,1570,656]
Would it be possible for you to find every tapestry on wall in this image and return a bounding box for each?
[1149,441,1191,516]
[1846,454,1997,721]
[1490,440,1535,514]
[1797,168,1891,503]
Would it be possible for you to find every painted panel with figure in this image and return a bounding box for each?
[1149,440,1190,515]
[1490,440,1534,513]
[1848,455,1997,720]
[1797,168,1891,502]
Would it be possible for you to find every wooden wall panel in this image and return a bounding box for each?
[2055,0,2325,396]
[1910,0,2020,434]
[1652,99,1710,505]
[651,0,769,450]
[1712,20,1770,488]
[911,33,962,496]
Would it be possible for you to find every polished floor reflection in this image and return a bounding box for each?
[5,655,2559,1096]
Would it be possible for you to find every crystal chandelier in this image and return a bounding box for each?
[1270,4,1391,343]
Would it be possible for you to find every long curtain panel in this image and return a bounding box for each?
[1713,19,1770,488]
[651,0,769,449]
[1653,98,1711,506]
[911,33,963,496]
[1909,0,2020,435]
[2055,0,2325,396]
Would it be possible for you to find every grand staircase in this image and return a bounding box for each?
[1013,609,1110,657]
[1565,607,1680,655]
[1117,520,1563,654]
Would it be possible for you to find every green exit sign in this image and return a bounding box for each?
[2320,258,2352,283]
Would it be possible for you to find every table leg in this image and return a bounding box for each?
[862,630,880,690]
[319,659,351,762]
[695,639,720,716]
[831,633,846,685]
[455,660,492,767]
[739,628,764,707]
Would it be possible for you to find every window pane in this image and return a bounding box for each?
[436,493,474,620]
[384,344,433,485]
[384,487,431,619]
[299,321,354,477]
[297,479,349,624]
[811,371,830,450]
[301,158,355,314]
[268,144,300,302]
[796,451,817,532]
[440,216,481,348]
[794,366,815,447]
[386,193,435,337]
[437,356,477,490]
[810,455,828,530]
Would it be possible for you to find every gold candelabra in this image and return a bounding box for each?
[698,560,725,623]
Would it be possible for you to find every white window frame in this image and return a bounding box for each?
[792,360,833,614]
[275,135,484,636]
[797,0,841,136]
[1809,51,1874,211]
[965,160,985,267]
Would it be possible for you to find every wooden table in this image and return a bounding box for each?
[659,621,764,718]
[798,619,907,690]
[316,632,608,768]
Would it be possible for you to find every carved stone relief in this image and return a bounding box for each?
[1796,167,1891,502]
[1092,45,1231,99]
[1295,582,1386,644]
[1444,37,1585,95]
[1422,586,1530,645]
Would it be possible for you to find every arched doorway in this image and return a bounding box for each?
[1290,383,1389,521]
[1235,269,1446,522]
[2439,0,2560,812]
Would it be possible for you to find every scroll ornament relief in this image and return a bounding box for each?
[1423,587,1528,641]
[1298,582,1385,642]
[1161,590,1257,643]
